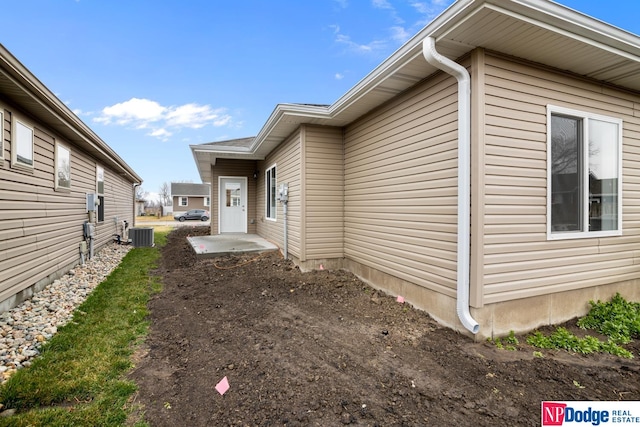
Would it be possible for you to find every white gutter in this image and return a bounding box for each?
[422,37,479,334]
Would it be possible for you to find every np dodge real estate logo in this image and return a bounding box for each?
[542,401,640,426]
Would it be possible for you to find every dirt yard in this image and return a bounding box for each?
[130,226,640,426]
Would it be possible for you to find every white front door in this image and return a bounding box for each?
[219,177,247,233]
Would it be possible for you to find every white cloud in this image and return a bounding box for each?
[372,0,404,24]
[335,73,344,80]
[97,98,165,126]
[372,0,393,10]
[94,97,232,140]
[149,128,172,140]
[411,0,452,22]
[390,26,411,43]
[332,0,452,57]
[212,115,232,127]
[334,32,389,55]
[165,103,229,129]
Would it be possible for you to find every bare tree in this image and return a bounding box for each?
[135,185,147,201]
[144,198,159,208]
[159,182,172,206]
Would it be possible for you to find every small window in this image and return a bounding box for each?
[225,183,241,207]
[204,196,210,207]
[179,197,188,206]
[97,166,105,222]
[266,165,276,220]
[55,142,71,190]
[547,106,622,239]
[13,120,34,168]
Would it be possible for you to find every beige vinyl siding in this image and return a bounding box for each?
[482,53,640,304]
[344,71,460,296]
[210,159,257,235]
[257,130,301,258]
[303,125,344,260]
[95,167,133,246]
[0,106,135,306]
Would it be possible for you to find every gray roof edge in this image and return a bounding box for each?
[0,44,142,183]
[171,182,211,196]
[237,0,472,156]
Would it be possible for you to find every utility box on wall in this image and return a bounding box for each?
[86,193,98,211]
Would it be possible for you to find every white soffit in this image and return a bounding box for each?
[437,2,640,92]
[192,0,640,182]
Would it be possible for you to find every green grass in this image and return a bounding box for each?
[487,294,639,359]
[0,231,168,427]
[577,293,640,344]
[488,330,519,351]
[526,293,639,359]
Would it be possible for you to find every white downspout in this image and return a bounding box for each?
[133,183,141,228]
[423,37,479,334]
[283,201,288,259]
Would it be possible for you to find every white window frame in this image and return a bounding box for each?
[12,119,34,169]
[266,164,277,221]
[97,165,104,194]
[204,196,210,207]
[546,105,622,240]
[55,141,71,190]
[179,197,188,206]
[96,165,105,223]
[0,111,4,161]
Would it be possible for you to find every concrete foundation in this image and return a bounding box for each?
[192,236,640,341]
[319,258,640,341]
[0,259,79,314]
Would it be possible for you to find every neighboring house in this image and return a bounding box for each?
[0,44,142,312]
[190,0,640,339]
[143,205,161,216]
[135,199,146,216]
[171,182,211,213]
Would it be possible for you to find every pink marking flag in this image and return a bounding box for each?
[397,295,405,304]
[215,376,230,395]
[319,264,324,270]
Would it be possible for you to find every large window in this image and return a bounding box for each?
[97,166,105,222]
[548,106,622,239]
[55,142,71,190]
[13,120,34,168]
[266,165,276,220]
[179,197,188,206]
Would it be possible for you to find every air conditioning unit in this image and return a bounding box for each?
[129,227,154,247]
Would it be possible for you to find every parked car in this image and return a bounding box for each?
[174,209,210,222]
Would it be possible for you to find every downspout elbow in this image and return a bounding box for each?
[423,37,479,334]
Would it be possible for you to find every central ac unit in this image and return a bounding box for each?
[129,227,154,247]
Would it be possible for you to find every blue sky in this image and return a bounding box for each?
[1,0,638,201]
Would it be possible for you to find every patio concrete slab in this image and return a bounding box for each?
[187,234,279,258]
